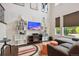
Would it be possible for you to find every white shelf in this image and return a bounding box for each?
[14,34,27,45]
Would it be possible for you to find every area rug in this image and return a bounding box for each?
[18,45,40,56]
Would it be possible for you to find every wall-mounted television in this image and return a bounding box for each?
[28,21,41,30]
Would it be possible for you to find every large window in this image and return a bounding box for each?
[55,11,79,38]
[64,26,79,37]
[63,11,79,38]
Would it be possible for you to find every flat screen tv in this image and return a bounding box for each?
[28,21,41,30]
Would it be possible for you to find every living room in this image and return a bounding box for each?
[0,3,55,56]
[0,2,79,56]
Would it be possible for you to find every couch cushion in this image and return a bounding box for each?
[72,38,79,41]
[49,41,58,46]
[54,45,69,55]
[55,38,76,44]
[60,43,73,49]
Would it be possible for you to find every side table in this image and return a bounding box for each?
[0,38,11,56]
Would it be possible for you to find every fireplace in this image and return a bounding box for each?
[27,33,42,44]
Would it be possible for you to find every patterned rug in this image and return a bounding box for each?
[18,44,40,56]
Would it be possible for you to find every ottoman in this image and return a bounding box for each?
[40,41,58,55]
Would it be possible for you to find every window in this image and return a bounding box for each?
[55,27,61,35]
[64,26,79,38]
[55,17,61,35]
[63,11,79,38]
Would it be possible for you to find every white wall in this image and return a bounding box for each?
[0,23,6,40]
[1,3,51,44]
[2,3,48,35]
[2,3,46,22]
[47,3,55,37]
[55,3,79,17]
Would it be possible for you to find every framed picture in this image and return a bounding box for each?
[30,3,38,10]
[41,3,48,13]
[0,4,5,23]
[13,3,25,6]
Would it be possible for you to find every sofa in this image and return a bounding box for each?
[47,41,79,56]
